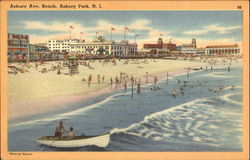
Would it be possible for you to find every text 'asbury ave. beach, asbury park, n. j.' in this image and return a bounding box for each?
[9,3,102,9]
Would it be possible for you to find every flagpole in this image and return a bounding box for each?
[124,28,126,41]
[80,32,81,41]
[110,28,112,41]
[70,28,71,40]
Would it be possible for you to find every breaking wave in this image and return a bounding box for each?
[110,93,242,150]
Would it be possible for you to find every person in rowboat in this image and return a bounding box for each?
[56,121,68,139]
[54,127,61,138]
[67,127,75,139]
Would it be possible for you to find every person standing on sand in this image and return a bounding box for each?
[88,74,92,87]
[115,76,119,87]
[153,76,158,86]
[102,75,105,83]
[120,72,123,84]
[146,72,149,84]
[110,77,113,86]
[124,79,127,90]
[57,68,61,75]
[97,74,101,84]
[137,82,141,93]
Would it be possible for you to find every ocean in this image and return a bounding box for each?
[8,63,243,151]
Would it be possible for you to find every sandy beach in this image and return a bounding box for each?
[8,59,205,120]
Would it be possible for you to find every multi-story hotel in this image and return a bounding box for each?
[8,33,29,61]
[181,38,197,54]
[143,38,177,51]
[205,44,240,55]
[69,36,137,57]
[48,39,80,52]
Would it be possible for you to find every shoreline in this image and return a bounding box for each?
[9,59,241,122]
[9,66,198,121]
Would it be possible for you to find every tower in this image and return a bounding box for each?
[192,38,196,48]
[157,38,163,45]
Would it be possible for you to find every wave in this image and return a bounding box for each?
[201,72,235,78]
[10,91,132,127]
[110,98,206,134]
[110,92,242,148]
[220,92,242,106]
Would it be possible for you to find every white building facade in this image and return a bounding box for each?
[205,44,240,55]
[69,38,137,57]
[181,38,197,55]
[48,39,80,52]
[181,48,197,55]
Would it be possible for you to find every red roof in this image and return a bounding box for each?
[206,44,238,48]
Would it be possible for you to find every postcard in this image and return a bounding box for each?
[0,0,249,160]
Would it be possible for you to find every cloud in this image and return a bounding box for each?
[182,30,207,36]
[128,19,151,30]
[22,20,241,49]
[182,24,242,36]
[205,24,241,34]
[22,19,172,42]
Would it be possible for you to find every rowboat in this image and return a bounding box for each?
[36,132,110,148]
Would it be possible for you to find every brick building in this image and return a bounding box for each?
[143,38,176,51]
[163,42,177,51]
[8,33,29,61]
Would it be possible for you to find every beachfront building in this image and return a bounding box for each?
[142,38,177,56]
[181,38,197,55]
[163,42,177,51]
[48,39,80,52]
[34,43,47,47]
[181,48,197,55]
[143,38,164,49]
[69,36,137,57]
[196,48,206,55]
[8,33,29,62]
[29,44,49,53]
[205,44,240,55]
[143,38,176,51]
[29,44,52,61]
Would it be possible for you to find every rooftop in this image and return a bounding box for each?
[206,44,238,48]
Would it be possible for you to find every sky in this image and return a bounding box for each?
[8,11,242,48]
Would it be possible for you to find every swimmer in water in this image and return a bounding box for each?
[231,85,235,90]
[172,89,177,98]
